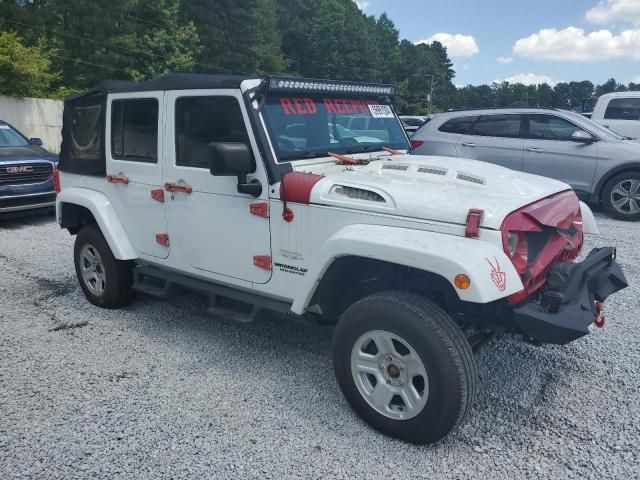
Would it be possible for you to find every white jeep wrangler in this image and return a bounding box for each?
[55,74,627,444]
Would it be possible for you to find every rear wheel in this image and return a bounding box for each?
[332,291,476,444]
[602,172,640,221]
[74,225,134,308]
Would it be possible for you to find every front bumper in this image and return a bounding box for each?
[0,192,56,213]
[512,247,628,345]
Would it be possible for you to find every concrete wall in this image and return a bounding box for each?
[0,96,63,153]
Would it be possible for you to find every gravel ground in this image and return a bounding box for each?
[0,211,638,479]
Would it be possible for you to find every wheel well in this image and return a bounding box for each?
[60,203,97,235]
[594,165,640,203]
[308,257,462,322]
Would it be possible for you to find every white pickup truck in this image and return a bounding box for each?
[55,74,627,444]
[584,92,640,139]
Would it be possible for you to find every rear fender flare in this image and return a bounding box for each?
[291,224,523,314]
[56,187,137,260]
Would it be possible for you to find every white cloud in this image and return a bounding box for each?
[632,76,640,83]
[513,26,640,61]
[416,33,479,58]
[497,56,513,64]
[493,73,558,86]
[353,0,369,10]
[586,0,640,26]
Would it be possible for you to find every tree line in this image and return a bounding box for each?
[0,0,635,114]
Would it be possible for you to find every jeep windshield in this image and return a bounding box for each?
[262,94,410,161]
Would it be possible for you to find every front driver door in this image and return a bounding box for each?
[522,114,598,197]
[164,90,272,284]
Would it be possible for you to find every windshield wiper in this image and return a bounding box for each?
[345,146,384,154]
[280,151,330,161]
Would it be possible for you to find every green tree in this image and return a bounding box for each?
[0,30,59,97]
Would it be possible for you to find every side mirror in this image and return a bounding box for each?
[571,130,595,143]
[208,142,262,197]
[29,137,43,146]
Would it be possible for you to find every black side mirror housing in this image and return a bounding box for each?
[208,142,262,197]
[29,137,43,146]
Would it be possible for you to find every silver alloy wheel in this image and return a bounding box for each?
[350,330,429,421]
[611,179,640,215]
[79,243,106,296]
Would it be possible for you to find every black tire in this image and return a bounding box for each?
[74,225,135,308]
[602,171,640,221]
[332,291,476,444]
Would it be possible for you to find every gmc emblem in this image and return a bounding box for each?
[6,166,34,174]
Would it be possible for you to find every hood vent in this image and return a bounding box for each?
[330,185,386,203]
[456,173,485,185]
[418,166,447,176]
[382,164,408,171]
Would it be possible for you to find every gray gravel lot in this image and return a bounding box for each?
[0,212,638,479]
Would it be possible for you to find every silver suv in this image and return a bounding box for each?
[411,108,640,221]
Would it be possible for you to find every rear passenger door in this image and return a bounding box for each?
[522,114,598,196]
[106,93,168,259]
[429,115,478,157]
[457,114,524,170]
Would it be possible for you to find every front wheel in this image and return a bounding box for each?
[332,291,477,444]
[602,172,640,221]
[74,225,135,308]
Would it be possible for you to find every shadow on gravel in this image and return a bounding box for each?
[0,209,55,230]
[122,288,578,444]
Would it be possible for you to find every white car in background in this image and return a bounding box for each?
[584,92,640,139]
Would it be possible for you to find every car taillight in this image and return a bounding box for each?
[52,169,61,193]
[410,140,424,150]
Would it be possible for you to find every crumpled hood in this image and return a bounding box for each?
[295,154,572,230]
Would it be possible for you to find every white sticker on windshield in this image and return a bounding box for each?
[368,104,394,118]
[0,125,10,129]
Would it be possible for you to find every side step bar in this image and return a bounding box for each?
[133,265,292,323]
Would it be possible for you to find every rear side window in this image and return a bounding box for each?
[528,115,580,141]
[175,96,250,168]
[473,115,521,138]
[604,98,640,120]
[111,98,159,162]
[438,116,477,134]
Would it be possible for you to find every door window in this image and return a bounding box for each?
[111,98,159,162]
[472,115,522,138]
[438,116,478,134]
[175,96,250,168]
[604,98,640,120]
[527,115,582,141]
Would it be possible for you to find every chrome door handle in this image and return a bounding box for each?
[462,142,477,147]
[526,147,544,153]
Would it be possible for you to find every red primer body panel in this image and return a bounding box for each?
[280,172,323,204]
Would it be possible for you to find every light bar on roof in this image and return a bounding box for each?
[267,76,396,97]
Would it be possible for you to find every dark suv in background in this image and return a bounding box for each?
[410,108,640,221]
[0,120,58,215]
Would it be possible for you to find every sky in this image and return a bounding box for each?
[354,0,640,87]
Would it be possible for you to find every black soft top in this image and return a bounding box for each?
[59,74,256,175]
[66,73,255,101]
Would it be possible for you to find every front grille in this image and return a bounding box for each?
[0,193,56,209]
[0,162,53,186]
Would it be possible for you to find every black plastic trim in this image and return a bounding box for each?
[511,247,628,345]
[134,265,292,314]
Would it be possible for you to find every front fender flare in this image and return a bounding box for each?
[291,224,523,314]
[56,187,137,260]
